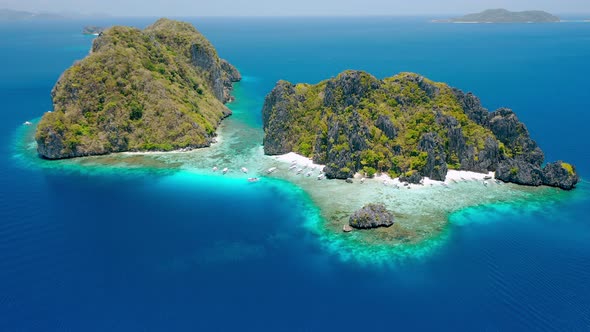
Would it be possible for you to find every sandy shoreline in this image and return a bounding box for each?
[271,152,495,189]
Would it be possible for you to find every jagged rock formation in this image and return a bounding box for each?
[349,204,395,229]
[262,70,579,190]
[36,18,240,159]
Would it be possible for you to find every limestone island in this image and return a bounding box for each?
[262,70,578,190]
[433,9,560,23]
[82,26,105,35]
[35,18,241,159]
[21,19,581,259]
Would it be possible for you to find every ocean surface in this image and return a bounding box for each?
[1,17,590,331]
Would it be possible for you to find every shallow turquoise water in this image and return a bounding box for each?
[1,17,590,330]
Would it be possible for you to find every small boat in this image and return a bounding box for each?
[266,167,277,174]
[248,177,259,183]
[291,160,297,165]
[460,177,466,181]
[296,168,303,174]
[289,165,297,170]
[212,166,218,172]
[483,181,488,186]
[241,167,248,173]
[317,174,325,180]
[23,121,32,126]
[306,171,312,177]
[222,168,229,174]
[360,178,365,184]
[484,175,492,180]
[451,179,458,183]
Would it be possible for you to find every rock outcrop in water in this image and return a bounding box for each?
[349,204,395,229]
[262,70,579,190]
[36,18,240,159]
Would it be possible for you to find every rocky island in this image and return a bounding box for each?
[35,18,241,159]
[262,70,578,190]
[435,9,560,23]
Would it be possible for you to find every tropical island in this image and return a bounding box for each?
[434,9,560,23]
[35,18,241,159]
[23,18,580,253]
[262,70,578,190]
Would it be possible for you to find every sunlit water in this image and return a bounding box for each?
[1,17,590,330]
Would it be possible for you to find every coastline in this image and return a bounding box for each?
[12,120,576,263]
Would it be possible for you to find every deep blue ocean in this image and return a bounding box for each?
[1,17,590,331]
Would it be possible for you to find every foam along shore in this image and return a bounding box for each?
[271,152,494,189]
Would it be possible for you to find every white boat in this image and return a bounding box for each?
[289,165,297,170]
[317,174,325,180]
[222,168,229,174]
[241,167,248,173]
[296,168,303,174]
[248,177,259,183]
[212,166,218,172]
[23,121,32,126]
[266,167,277,174]
[306,171,312,177]
[360,178,365,184]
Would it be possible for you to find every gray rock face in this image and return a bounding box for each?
[318,110,370,179]
[323,71,380,109]
[451,88,489,126]
[190,45,241,103]
[399,171,423,184]
[418,132,447,181]
[488,108,544,166]
[496,160,544,186]
[542,161,579,190]
[262,81,298,155]
[376,115,397,140]
[349,204,395,229]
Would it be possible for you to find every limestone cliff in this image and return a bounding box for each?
[262,70,578,190]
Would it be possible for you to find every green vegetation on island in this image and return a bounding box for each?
[36,18,241,159]
[436,9,560,23]
[262,70,579,189]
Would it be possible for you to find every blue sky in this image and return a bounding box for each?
[3,0,590,16]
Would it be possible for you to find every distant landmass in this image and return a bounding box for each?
[0,8,110,21]
[82,26,105,35]
[434,9,560,23]
[0,9,64,21]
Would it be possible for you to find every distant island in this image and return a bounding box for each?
[434,9,560,23]
[0,8,110,21]
[0,8,64,21]
[82,26,105,35]
[35,19,241,159]
[262,70,578,189]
